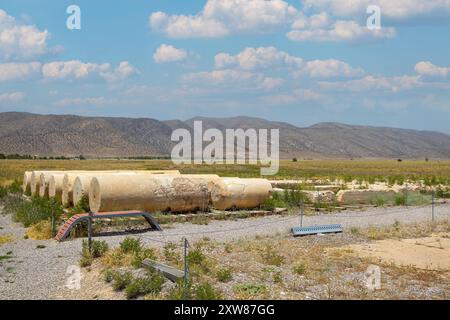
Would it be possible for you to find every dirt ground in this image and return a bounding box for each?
[345,233,450,270]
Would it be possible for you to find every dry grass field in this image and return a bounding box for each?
[1,159,449,186]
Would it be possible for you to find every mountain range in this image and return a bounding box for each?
[1,112,450,159]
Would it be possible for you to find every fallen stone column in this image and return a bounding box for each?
[61,170,180,207]
[48,173,66,201]
[211,178,273,210]
[88,175,211,213]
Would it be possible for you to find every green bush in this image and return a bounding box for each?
[82,239,109,258]
[13,197,62,227]
[131,248,156,268]
[167,279,193,300]
[293,263,307,275]
[261,244,285,266]
[395,194,406,206]
[216,267,233,282]
[120,237,142,253]
[187,247,206,266]
[125,272,165,299]
[72,195,90,214]
[163,242,180,263]
[112,271,134,291]
[102,268,116,283]
[80,239,108,267]
[194,283,223,300]
[233,283,267,297]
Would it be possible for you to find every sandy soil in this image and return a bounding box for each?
[345,233,450,270]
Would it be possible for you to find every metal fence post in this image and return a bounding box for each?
[183,237,188,301]
[87,212,93,252]
[432,190,435,222]
[300,199,304,227]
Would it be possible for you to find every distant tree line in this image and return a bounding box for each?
[0,153,73,160]
[0,154,171,160]
[123,156,171,160]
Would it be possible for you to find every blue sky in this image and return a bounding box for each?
[0,0,449,133]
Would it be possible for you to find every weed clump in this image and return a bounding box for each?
[216,267,233,282]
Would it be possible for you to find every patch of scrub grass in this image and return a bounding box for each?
[0,251,13,261]
[163,242,180,264]
[233,283,267,299]
[26,220,53,240]
[101,237,155,269]
[79,239,109,267]
[0,234,14,245]
[167,280,222,300]
[216,267,233,282]
[293,262,307,275]
[120,237,142,253]
[125,270,165,299]
[13,196,62,227]
[191,215,209,225]
[260,244,285,266]
[193,282,223,300]
[131,247,156,268]
[395,194,407,206]
[112,271,134,291]
[70,195,90,214]
[360,221,450,241]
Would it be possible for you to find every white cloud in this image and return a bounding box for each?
[183,69,283,91]
[319,75,423,92]
[287,19,395,42]
[149,0,298,38]
[101,61,140,83]
[215,46,303,70]
[0,62,41,81]
[0,91,25,104]
[214,47,364,79]
[301,59,364,78]
[264,89,322,105]
[55,97,118,107]
[42,60,138,82]
[0,9,51,60]
[153,44,187,63]
[302,0,450,20]
[415,61,450,78]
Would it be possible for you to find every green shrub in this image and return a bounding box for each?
[131,248,156,268]
[233,283,267,297]
[125,272,165,299]
[216,267,233,282]
[163,242,180,263]
[79,252,93,267]
[88,240,109,258]
[395,194,406,206]
[187,247,206,266]
[112,271,134,291]
[194,283,223,300]
[371,196,385,207]
[120,237,142,253]
[261,244,285,266]
[293,263,307,275]
[350,227,360,235]
[71,195,90,214]
[13,197,62,227]
[102,268,116,283]
[167,279,193,300]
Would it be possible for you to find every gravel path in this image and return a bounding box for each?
[0,203,449,300]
